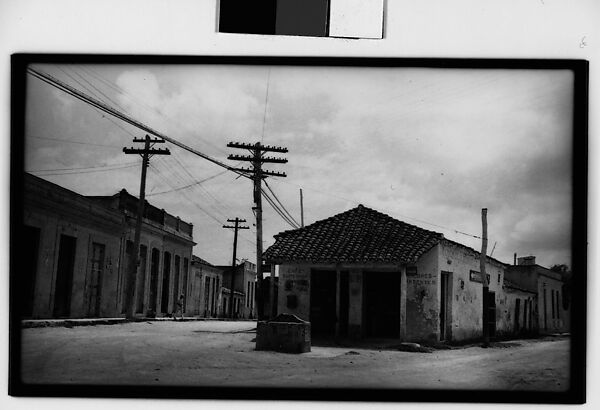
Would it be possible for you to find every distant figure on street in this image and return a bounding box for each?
[174,294,184,321]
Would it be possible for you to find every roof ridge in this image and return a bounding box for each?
[264,204,444,264]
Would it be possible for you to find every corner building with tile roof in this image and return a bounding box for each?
[264,205,554,343]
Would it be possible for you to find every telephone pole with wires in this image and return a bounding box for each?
[227,142,287,320]
[480,208,490,347]
[122,135,170,319]
[223,218,249,318]
[300,188,304,228]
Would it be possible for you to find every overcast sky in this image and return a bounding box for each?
[24,63,574,268]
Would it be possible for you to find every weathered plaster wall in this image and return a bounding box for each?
[347,269,363,338]
[277,263,311,321]
[496,288,537,336]
[406,245,440,341]
[538,275,570,333]
[24,183,194,319]
[119,229,193,317]
[440,241,505,341]
[25,210,123,319]
[191,263,223,317]
[505,266,538,291]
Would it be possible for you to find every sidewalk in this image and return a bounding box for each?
[21,316,257,328]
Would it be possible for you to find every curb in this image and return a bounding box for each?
[21,317,258,329]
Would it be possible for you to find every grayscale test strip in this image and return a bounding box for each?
[218,0,384,39]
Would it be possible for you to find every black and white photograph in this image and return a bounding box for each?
[9,56,587,403]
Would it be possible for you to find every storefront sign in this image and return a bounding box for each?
[406,265,418,276]
[469,270,490,284]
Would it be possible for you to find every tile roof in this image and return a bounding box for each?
[263,204,444,264]
[503,278,537,294]
[192,255,214,266]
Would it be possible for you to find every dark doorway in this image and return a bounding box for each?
[523,299,528,331]
[53,234,76,318]
[339,271,349,336]
[204,276,211,316]
[529,300,534,331]
[182,257,189,306]
[543,287,547,330]
[148,248,160,313]
[160,252,171,314]
[364,272,400,338]
[87,242,105,317]
[440,271,451,341]
[135,245,148,314]
[172,255,180,312]
[515,298,521,333]
[310,270,337,336]
[486,290,497,339]
[193,274,201,315]
[121,240,133,314]
[22,225,41,317]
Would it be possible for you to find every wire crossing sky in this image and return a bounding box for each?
[24,63,574,267]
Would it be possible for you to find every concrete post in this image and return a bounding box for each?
[400,265,407,341]
[335,266,341,338]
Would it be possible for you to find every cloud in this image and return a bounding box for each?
[24,64,575,267]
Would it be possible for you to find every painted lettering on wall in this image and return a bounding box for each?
[407,272,437,286]
[282,265,309,284]
[407,278,437,286]
[284,279,309,292]
[469,270,490,284]
[406,265,418,276]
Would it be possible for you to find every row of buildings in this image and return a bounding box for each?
[20,173,257,320]
[19,173,570,343]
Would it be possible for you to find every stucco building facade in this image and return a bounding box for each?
[218,261,257,319]
[505,256,570,334]
[189,255,224,318]
[22,173,195,319]
[264,205,564,343]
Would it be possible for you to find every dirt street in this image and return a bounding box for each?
[19,320,569,391]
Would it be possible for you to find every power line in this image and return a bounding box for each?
[28,134,122,148]
[271,178,483,241]
[52,67,139,140]
[29,162,139,176]
[145,169,228,197]
[261,188,299,229]
[28,161,140,173]
[27,67,247,179]
[152,156,231,220]
[261,187,299,229]
[77,65,227,156]
[67,66,126,112]
[147,162,257,248]
[264,179,300,227]
[148,163,224,226]
[261,68,271,142]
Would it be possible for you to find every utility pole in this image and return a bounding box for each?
[480,208,489,347]
[122,135,170,319]
[223,217,249,318]
[227,142,287,320]
[300,188,304,228]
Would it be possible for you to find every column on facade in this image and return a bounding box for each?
[335,266,341,338]
[399,265,407,341]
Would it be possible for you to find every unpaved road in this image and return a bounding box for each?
[19,320,569,391]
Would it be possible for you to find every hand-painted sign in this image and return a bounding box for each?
[406,265,418,276]
[469,270,490,284]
